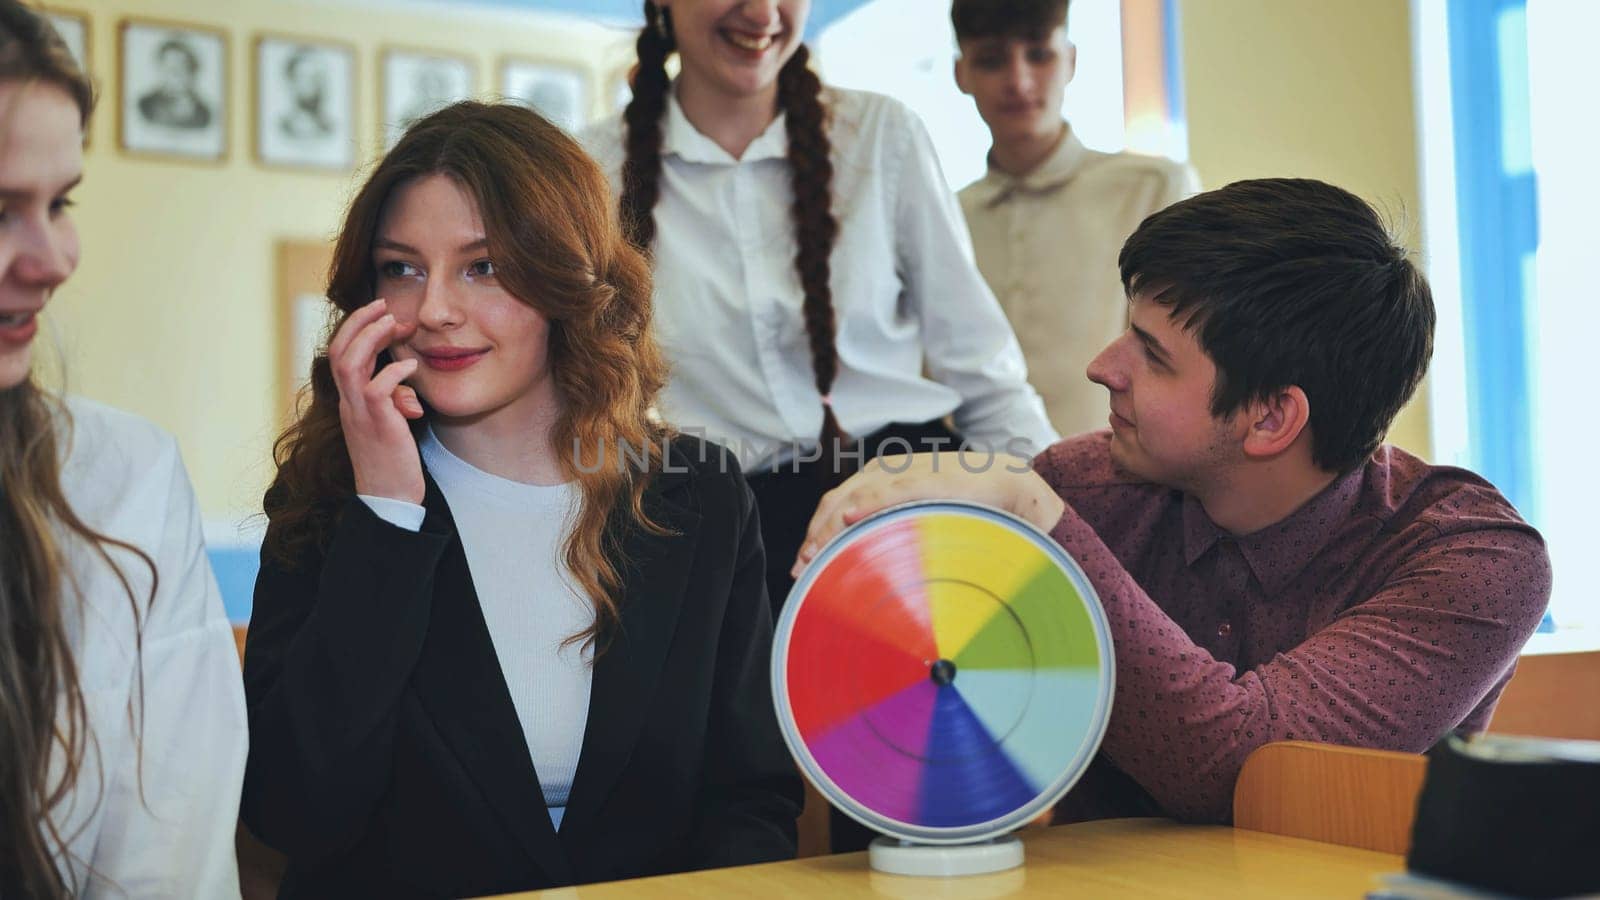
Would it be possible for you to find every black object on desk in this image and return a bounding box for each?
[1406,733,1600,899]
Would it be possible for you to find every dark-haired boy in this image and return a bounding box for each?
[796,178,1550,823]
[954,0,1197,438]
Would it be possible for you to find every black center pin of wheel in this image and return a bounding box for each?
[929,658,958,686]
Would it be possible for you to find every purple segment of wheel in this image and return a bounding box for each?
[808,679,939,826]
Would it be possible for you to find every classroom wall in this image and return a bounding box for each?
[45,0,1437,530]
[1177,0,1433,458]
[42,0,634,524]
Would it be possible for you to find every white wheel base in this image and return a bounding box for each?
[867,835,1025,877]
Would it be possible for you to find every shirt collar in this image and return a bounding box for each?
[1181,464,1367,596]
[971,123,1090,208]
[662,83,789,165]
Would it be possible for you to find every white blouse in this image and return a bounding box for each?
[584,86,1058,470]
[48,397,248,898]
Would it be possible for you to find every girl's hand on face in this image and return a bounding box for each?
[789,452,1067,579]
[328,298,426,505]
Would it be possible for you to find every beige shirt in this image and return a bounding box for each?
[960,126,1197,437]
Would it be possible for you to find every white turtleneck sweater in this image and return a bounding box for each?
[360,429,593,830]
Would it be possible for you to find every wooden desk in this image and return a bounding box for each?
[494,818,1402,899]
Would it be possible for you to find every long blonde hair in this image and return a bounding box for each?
[1,3,155,896]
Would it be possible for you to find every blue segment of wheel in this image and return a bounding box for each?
[915,684,1037,828]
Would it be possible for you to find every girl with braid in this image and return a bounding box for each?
[585,0,1057,852]
[0,3,246,895]
[586,0,1056,622]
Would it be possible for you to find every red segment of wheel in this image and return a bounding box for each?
[786,518,939,739]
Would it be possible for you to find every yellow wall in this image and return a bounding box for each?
[43,0,632,522]
[44,0,1437,524]
[1178,0,1433,458]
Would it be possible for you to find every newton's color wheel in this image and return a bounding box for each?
[772,501,1113,876]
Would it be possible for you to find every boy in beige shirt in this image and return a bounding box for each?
[955,0,1197,437]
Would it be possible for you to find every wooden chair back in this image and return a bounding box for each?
[1489,650,1600,740]
[229,624,288,899]
[1233,741,1428,854]
[797,783,831,858]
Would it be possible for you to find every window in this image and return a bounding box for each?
[815,0,1136,190]
[1414,0,1599,637]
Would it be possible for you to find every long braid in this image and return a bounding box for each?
[776,45,847,479]
[619,2,673,251]
[620,5,846,477]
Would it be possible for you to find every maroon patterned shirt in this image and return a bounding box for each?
[1035,432,1551,823]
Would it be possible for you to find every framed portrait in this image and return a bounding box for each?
[43,9,91,143]
[380,48,475,150]
[276,240,334,420]
[44,9,89,75]
[118,19,228,162]
[499,58,588,134]
[255,35,356,171]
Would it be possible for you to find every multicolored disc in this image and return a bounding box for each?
[772,500,1113,844]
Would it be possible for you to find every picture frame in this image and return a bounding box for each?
[42,8,91,143]
[499,57,589,134]
[254,34,357,172]
[380,47,475,150]
[43,9,90,75]
[118,18,228,163]
[276,240,334,421]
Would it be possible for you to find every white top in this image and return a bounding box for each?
[46,396,248,898]
[360,429,594,830]
[959,127,1198,437]
[584,86,1058,470]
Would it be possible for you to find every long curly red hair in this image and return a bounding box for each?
[264,101,670,648]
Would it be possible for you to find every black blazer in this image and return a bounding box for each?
[241,438,802,898]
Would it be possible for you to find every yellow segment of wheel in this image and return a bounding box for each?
[918,512,1052,661]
